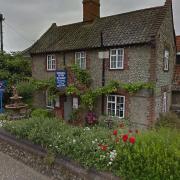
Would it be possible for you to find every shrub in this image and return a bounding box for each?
[31,108,54,118]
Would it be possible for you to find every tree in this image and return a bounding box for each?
[0,52,31,89]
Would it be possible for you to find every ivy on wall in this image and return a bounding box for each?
[16,65,154,110]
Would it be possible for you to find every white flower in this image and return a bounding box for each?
[73,139,76,143]
[95,139,98,142]
[84,127,90,131]
[107,162,112,166]
[92,141,95,144]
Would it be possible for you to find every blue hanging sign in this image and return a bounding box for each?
[0,80,6,113]
[56,70,67,88]
[0,80,6,91]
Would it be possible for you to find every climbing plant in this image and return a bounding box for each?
[16,64,154,110]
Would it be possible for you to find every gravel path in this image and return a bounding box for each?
[0,151,51,180]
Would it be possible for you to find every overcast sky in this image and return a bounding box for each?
[0,0,179,52]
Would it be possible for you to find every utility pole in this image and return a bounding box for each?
[0,14,4,53]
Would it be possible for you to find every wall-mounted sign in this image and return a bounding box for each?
[56,70,67,88]
[98,51,109,59]
[73,97,79,109]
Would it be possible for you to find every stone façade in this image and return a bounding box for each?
[30,0,176,128]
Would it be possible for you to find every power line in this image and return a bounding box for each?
[4,21,35,45]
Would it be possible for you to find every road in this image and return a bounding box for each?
[0,151,50,180]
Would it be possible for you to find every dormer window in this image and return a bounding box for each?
[110,48,124,69]
[75,52,86,69]
[47,55,56,71]
[164,50,169,71]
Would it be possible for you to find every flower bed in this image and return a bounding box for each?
[2,118,180,179]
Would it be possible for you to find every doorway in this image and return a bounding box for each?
[64,96,73,121]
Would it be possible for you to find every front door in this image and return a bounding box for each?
[64,96,73,120]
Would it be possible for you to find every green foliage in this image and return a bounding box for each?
[3,118,180,179]
[71,65,91,86]
[156,112,180,129]
[31,108,54,118]
[114,128,180,179]
[66,84,80,96]
[122,82,154,94]
[80,90,97,110]
[0,52,31,87]
[16,81,37,104]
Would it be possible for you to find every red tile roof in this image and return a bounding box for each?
[176,36,180,52]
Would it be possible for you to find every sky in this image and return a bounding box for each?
[0,0,179,52]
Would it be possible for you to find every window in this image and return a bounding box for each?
[73,97,79,109]
[46,90,54,109]
[176,55,180,65]
[164,50,169,71]
[47,55,56,71]
[75,52,86,69]
[162,92,167,113]
[110,49,124,69]
[107,95,125,118]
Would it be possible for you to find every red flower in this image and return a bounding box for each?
[129,136,136,144]
[100,145,108,151]
[113,130,118,136]
[122,134,128,142]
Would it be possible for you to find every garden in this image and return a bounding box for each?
[0,52,180,179]
[0,112,180,180]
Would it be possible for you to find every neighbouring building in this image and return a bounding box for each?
[29,0,176,128]
[172,36,180,114]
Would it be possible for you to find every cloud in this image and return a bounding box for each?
[0,0,179,51]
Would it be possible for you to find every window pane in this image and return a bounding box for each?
[118,49,123,55]
[111,50,116,55]
[75,52,86,69]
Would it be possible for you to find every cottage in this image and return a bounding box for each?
[29,0,176,127]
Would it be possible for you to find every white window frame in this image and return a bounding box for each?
[46,90,54,109]
[110,48,124,69]
[107,95,125,118]
[162,92,167,113]
[75,52,86,69]
[164,50,169,71]
[47,55,56,71]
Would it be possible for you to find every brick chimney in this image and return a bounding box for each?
[83,0,100,22]
[164,0,172,6]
